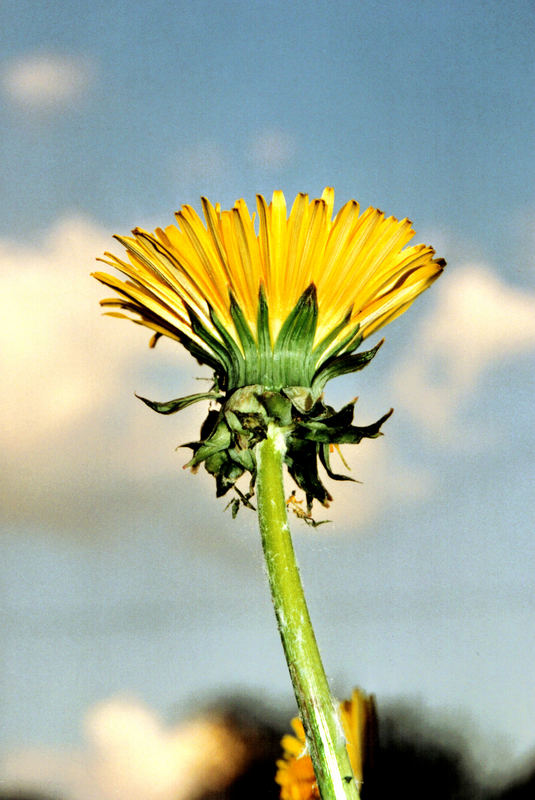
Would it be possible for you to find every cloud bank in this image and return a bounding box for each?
[1,696,248,800]
[2,53,94,109]
[390,265,535,441]
[0,217,202,530]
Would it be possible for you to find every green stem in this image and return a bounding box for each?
[256,424,360,800]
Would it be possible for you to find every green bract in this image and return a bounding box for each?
[137,284,393,518]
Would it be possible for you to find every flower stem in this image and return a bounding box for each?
[256,424,360,800]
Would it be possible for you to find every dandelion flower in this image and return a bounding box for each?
[93,189,444,513]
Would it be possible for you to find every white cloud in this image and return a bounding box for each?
[1,697,248,800]
[0,216,145,452]
[2,53,94,109]
[390,265,535,440]
[249,128,295,169]
[0,217,204,526]
[2,218,114,440]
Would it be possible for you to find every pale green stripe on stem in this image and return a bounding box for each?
[256,423,360,800]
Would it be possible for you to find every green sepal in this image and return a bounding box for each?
[294,400,356,443]
[204,450,228,476]
[215,457,245,497]
[319,444,357,483]
[296,404,393,445]
[282,386,316,414]
[311,338,384,395]
[228,291,257,368]
[183,415,232,468]
[331,407,393,444]
[256,284,272,385]
[284,438,333,509]
[203,448,246,498]
[135,391,221,415]
[228,446,256,473]
[208,305,246,388]
[224,409,249,435]
[308,400,356,429]
[273,284,318,387]
[185,304,235,389]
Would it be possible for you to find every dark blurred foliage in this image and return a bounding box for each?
[197,696,535,800]
[0,795,63,800]
[362,702,483,800]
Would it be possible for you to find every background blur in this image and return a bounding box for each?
[1,1,534,798]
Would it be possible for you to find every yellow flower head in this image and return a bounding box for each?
[275,689,377,799]
[93,189,443,514]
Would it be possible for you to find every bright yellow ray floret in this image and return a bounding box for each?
[93,188,444,354]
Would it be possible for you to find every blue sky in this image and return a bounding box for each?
[1,1,534,797]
